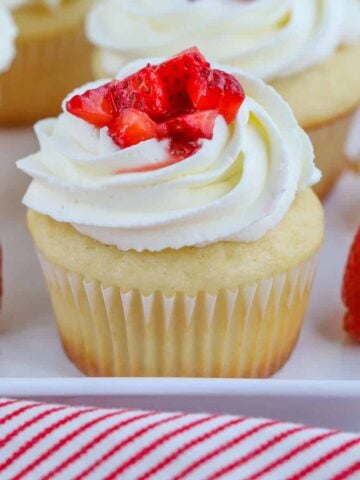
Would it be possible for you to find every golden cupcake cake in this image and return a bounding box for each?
[346,109,360,174]
[0,0,93,126]
[18,49,324,378]
[86,0,360,198]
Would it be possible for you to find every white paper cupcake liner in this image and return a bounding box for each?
[38,253,318,378]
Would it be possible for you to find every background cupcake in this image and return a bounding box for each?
[0,5,17,74]
[0,0,93,126]
[346,109,360,174]
[18,50,323,378]
[86,0,360,198]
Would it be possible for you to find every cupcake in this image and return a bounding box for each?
[0,0,93,126]
[346,109,360,174]
[18,48,324,377]
[86,0,360,198]
[0,6,17,74]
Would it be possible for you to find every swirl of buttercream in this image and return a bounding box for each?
[17,60,320,251]
[86,0,360,80]
[0,6,17,73]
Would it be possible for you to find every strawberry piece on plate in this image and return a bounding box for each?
[188,68,245,123]
[66,82,116,128]
[109,108,158,149]
[342,228,360,341]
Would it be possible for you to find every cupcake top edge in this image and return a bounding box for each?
[85,0,360,81]
[0,6,17,73]
[17,48,321,252]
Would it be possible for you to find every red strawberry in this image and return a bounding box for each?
[156,47,209,117]
[161,110,218,142]
[161,110,218,162]
[65,48,246,165]
[342,228,360,341]
[109,108,158,149]
[169,140,201,161]
[188,68,245,123]
[66,81,116,128]
[113,65,170,122]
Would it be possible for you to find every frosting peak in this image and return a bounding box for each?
[17,57,320,252]
[86,0,360,80]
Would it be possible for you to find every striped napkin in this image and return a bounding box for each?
[0,398,359,480]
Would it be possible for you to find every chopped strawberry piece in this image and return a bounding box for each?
[109,108,158,149]
[113,65,170,122]
[167,47,209,68]
[188,68,245,123]
[65,48,246,166]
[162,110,218,142]
[66,82,116,128]
[169,140,201,161]
[342,228,360,341]
[156,47,209,117]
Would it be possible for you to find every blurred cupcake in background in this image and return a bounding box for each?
[0,5,15,310]
[86,0,360,198]
[18,49,323,378]
[346,109,360,174]
[0,0,93,126]
[0,6,17,74]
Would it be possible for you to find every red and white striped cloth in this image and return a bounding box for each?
[0,398,359,480]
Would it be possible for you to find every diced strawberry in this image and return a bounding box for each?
[65,48,246,166]
[109,108,158,149]
[188,68,245,123]
[169,140,201,161]
[161,110,218,142]
[166,47,209,69]
[156,47,209,117]
[113,65,170,122]
[342,228,360,341]
[160,110,217,162]
[66,81,116,128]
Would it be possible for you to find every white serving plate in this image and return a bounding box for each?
[2,378,360,432]
[1,129,360,431]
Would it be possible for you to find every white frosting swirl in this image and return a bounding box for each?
[17,60,320,252]
[87,0,360,80]
[0,6,17,73]
[1,0,61,9]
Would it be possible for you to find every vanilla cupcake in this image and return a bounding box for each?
[87,0,360,198]
[18,49,323,378]
[346,109,360,174]
[0,0,93,125]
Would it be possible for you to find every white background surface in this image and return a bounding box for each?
[1,128,360,429]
